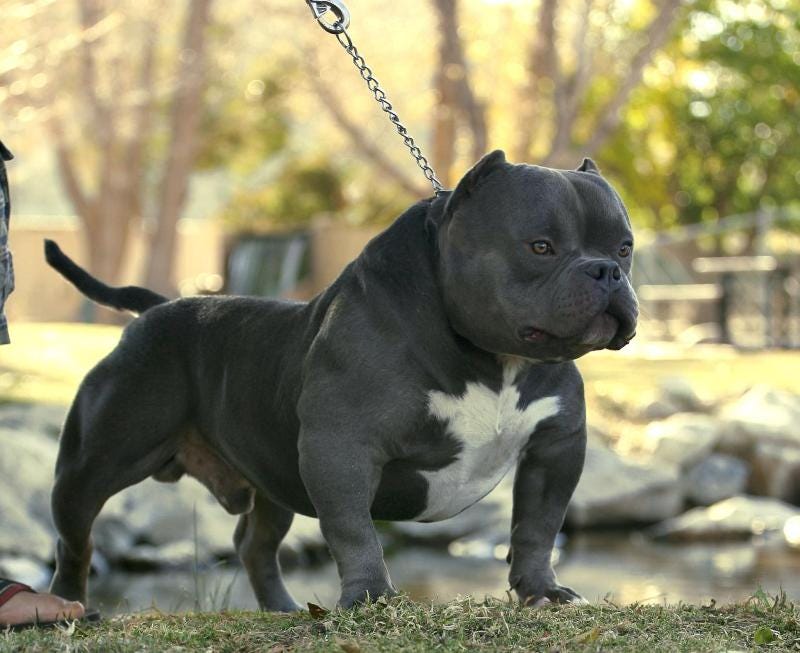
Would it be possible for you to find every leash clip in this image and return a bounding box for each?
[306,0,350,34]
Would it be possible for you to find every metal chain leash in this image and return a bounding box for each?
[306,0,445,195]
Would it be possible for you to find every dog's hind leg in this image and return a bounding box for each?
[234,493,301,612]
[49,363,187,605]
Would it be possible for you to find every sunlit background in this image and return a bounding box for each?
[1,0,799,613]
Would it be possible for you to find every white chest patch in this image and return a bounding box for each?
[417,364,560,521]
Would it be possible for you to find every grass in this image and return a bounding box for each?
[0,322,122,405]
[2,592,798,652]
[3,325,800,650]
[3,322,800,408]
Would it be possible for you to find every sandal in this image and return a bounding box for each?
[0,579,100,631]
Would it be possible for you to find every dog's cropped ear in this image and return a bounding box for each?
[577,157,600,175]
[0,141,13,162]
[445,150,508,216]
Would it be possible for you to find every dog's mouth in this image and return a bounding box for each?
[518,310,635,352]
[578,312,619,347]
[519,326,552,343]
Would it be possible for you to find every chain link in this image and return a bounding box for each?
[307,1,445,195]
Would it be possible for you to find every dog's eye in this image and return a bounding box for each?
[530,241,553,255]
[618,243,632,258]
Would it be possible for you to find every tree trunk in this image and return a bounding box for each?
[513,0,559,162]
[430,0,487,184]
[143,0,214,295]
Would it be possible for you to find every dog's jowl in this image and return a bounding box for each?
[45,150,637,610]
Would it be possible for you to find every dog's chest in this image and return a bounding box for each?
[417,368,560,521]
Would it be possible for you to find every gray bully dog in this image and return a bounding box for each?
[44,150,637,610]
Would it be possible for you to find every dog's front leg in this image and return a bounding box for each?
[299,429,396,608]
[508,425,587,606]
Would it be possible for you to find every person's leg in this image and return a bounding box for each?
[0,139,15,346]
[0,580,85,626]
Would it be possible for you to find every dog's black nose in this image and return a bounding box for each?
[585,260,621,285]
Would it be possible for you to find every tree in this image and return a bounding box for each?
[310,0,684,191]
[602,0,800,232]
[3,0,214,299]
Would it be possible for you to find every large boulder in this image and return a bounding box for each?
[785,516,800,549]
[99,478,327,568]
[566,439,682,528]
[0,427,59,561]
[101,478,240,559]
[649,495,800,542]
[0,555,52,589]
[0,403,66,439]
[682,454,749,506]
[749,442,800,504]
[642,414,720,469]
[638,376,709,420]
[718,386,800,502]
[718,385,800,453]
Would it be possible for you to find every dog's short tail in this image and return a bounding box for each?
[44,239,169,314]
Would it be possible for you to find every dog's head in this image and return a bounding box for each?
[436,150,638,362]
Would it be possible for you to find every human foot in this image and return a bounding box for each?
[0,580,85,627]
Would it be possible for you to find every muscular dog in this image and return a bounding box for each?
[46,151,637,610]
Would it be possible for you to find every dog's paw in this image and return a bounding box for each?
[337,580,397,609]
[518,584,587,607]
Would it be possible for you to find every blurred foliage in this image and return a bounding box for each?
[195,59,292,174]
[603,0,800,231]
[220,158,346,230]
[2,0,798,235]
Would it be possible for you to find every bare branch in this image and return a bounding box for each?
[513,0,561,161]
[583,0,682,157]
[76,0,111,144]
[430,0,487,181]
[125,19,159,220]
[544,0,594,165]
[49,117,93,223]
[144,0,215,293]
[312,78,429,198]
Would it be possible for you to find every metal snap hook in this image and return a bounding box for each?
[306,0,350,34]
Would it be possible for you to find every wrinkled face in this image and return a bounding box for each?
[438,151,638,362]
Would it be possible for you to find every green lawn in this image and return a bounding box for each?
[2,593,798,652]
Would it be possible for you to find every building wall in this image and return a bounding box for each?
[7,218,224,323]
[6,216,382,323]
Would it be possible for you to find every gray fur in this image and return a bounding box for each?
[46,151,637,609]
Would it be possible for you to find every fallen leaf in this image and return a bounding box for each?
[754,625,776,645]
[307,602,330,620]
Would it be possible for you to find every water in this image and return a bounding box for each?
[89,533,800,615]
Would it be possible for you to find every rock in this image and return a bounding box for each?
[0,403,66,438]
[718,385,800,454]
[389,477,513,545]
[657,377,707,413]
[118,541,202,571]
[717,386,800,502]
[567,439,682,528]
[639,398,682,421]
[784,516,800,549]
[649,495,800,542]
[637,377,708,420]
[0,428,59,561]
[643,414,721,469]
[749,442,800,504]
[101,478,240,558]
[281,515,328,567]
[0,555,52,589]
[683,454,749,506]
[100,477,327,568]
[92,516,137,563]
